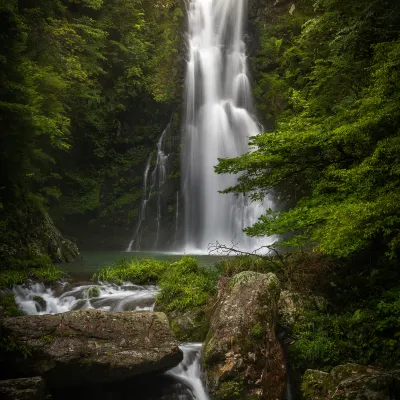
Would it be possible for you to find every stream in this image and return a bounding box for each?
[14,277,210,400]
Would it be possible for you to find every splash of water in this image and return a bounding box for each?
[182,0,273,253]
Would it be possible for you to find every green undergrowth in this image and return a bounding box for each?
[93,258,168,285]
[157,257,219,311]
[0,292,24,317]
[290,286,400,372]
[0,255,64,288]
[157,257,219,342]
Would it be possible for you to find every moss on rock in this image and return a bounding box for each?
[203,271,286,400]
[302,370,333,400]
[85,286,100,299]
[33,296,47,313]
[301,364,399,400]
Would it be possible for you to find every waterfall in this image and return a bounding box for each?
[174,191,179,245]
[127,124,172,252]
[182,0,272,253]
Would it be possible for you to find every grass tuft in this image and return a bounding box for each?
[93,258,168,285]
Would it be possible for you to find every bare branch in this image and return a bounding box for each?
[207,239,288,269]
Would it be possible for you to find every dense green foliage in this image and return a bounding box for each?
[93,256,218,310]
[219,0,400,259]
[290,286,400,372]
[94,258,168,285]
[157,256,219,311]
[0,0,184,259]
[0,255,64,288]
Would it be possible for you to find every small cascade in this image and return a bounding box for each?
[13,281,157,315]
[127,123,174,251]
[167,343,209,400]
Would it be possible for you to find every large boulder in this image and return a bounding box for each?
[0,309,183,387]
[302,364,400,399]
[0,377,45,400]
[203,271,286,400]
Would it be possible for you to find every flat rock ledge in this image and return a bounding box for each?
[0,309,183,387]
[0,377,45,400]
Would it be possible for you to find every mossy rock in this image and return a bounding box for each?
[302,370,333,400]
[203,271,286,400]
[169,308,209,342]
[85,286,100,299]
[302,364,398,400]
[215,380,244,400]
[33,296,47,313]
[0,309,183,387]
[0,377,46,400]
[330,364,378,385]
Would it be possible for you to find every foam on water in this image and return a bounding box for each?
[13,281,157,315]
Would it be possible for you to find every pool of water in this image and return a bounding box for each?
[61,251,224,281]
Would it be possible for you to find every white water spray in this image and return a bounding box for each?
[182,0,272,253]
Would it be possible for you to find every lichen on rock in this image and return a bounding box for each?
[301,370,333,400]
[203,271,286,400]
[302,363,400,400]
[0,309,183,387]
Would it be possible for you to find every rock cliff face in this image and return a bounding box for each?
[0,206,80,264]
[0,309,183,387]
[203,271,286,400]
[27,211,80,263]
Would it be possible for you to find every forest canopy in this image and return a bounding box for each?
[0,0,184,259]
[218,0,400,259]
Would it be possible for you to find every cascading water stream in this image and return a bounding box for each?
[12,280,209,399]
[167,343,209,400]
[182,0,273,253]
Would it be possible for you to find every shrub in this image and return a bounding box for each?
[290,287,400,372]
[4,255,54,271]
[156,256,219,311]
